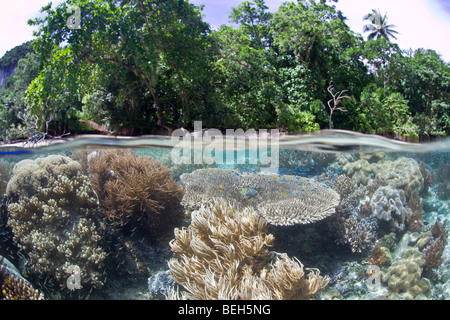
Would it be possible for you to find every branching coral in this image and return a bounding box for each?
[368,243,391,266]
[406,194,424,232]
[181,168,340,226]
[330,214,377,253]
[6,155,107,293]
[168,199,329,300]
[1,275,44,300]
[419,161,433,196]
[424,221,448,271]
[87,149,184,240]
[327,174,377,253]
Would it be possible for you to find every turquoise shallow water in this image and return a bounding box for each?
[0,131,449,300]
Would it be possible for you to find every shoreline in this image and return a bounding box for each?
[0,130,447,155]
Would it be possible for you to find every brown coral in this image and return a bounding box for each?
[424,221,448,271]
[406,194,424,232]
[87,149,184,241]
[419,161,433,196]
[168,199,328,300]
[1,275,44,300]
[368,243,390,266]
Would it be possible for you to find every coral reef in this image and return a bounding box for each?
[343,157,424,201]
[368,243,391,266]
[424,221,448,271]
[278,149,335,174]
[1,241,44,301]
[381,247,431,299]
[419,161,433,196]
[370,186,413,233]
[87,149,184,241]
[406,194,424,232]
[331,214,377,253]
[0,255,22,280]
[1,275,44,300]
[330,174,357,200]
[6,155,107,293]
[181,168,340,226]
[327,174,377,253]
[168,199,329,300]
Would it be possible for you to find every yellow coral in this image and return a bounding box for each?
[168,199,328,300]
[382,247,431,299]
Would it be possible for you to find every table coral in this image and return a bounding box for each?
[6,155,107,293]
[181,168,340,226]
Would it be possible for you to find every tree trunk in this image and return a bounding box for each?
[149,89,175,135]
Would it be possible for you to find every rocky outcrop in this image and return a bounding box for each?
[0,64,16,87]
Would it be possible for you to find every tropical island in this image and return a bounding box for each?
[1,0,450,303]
[0,0,449,144]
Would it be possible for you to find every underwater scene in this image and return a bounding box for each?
[0,131,449,301]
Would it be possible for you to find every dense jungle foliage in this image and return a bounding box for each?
[0,0,449,142]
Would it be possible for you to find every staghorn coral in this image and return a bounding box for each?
[1,274,44,300]
[87,149,184,241]
[6,155,107,293]
[381,247,431,299]
[330,174,359,216]
[181,168,340,226]
[168,199,329,300]
[370,186,413,233]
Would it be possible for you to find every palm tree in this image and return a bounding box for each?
[363,9,399,41]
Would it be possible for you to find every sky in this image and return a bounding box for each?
[1,0,449,62]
